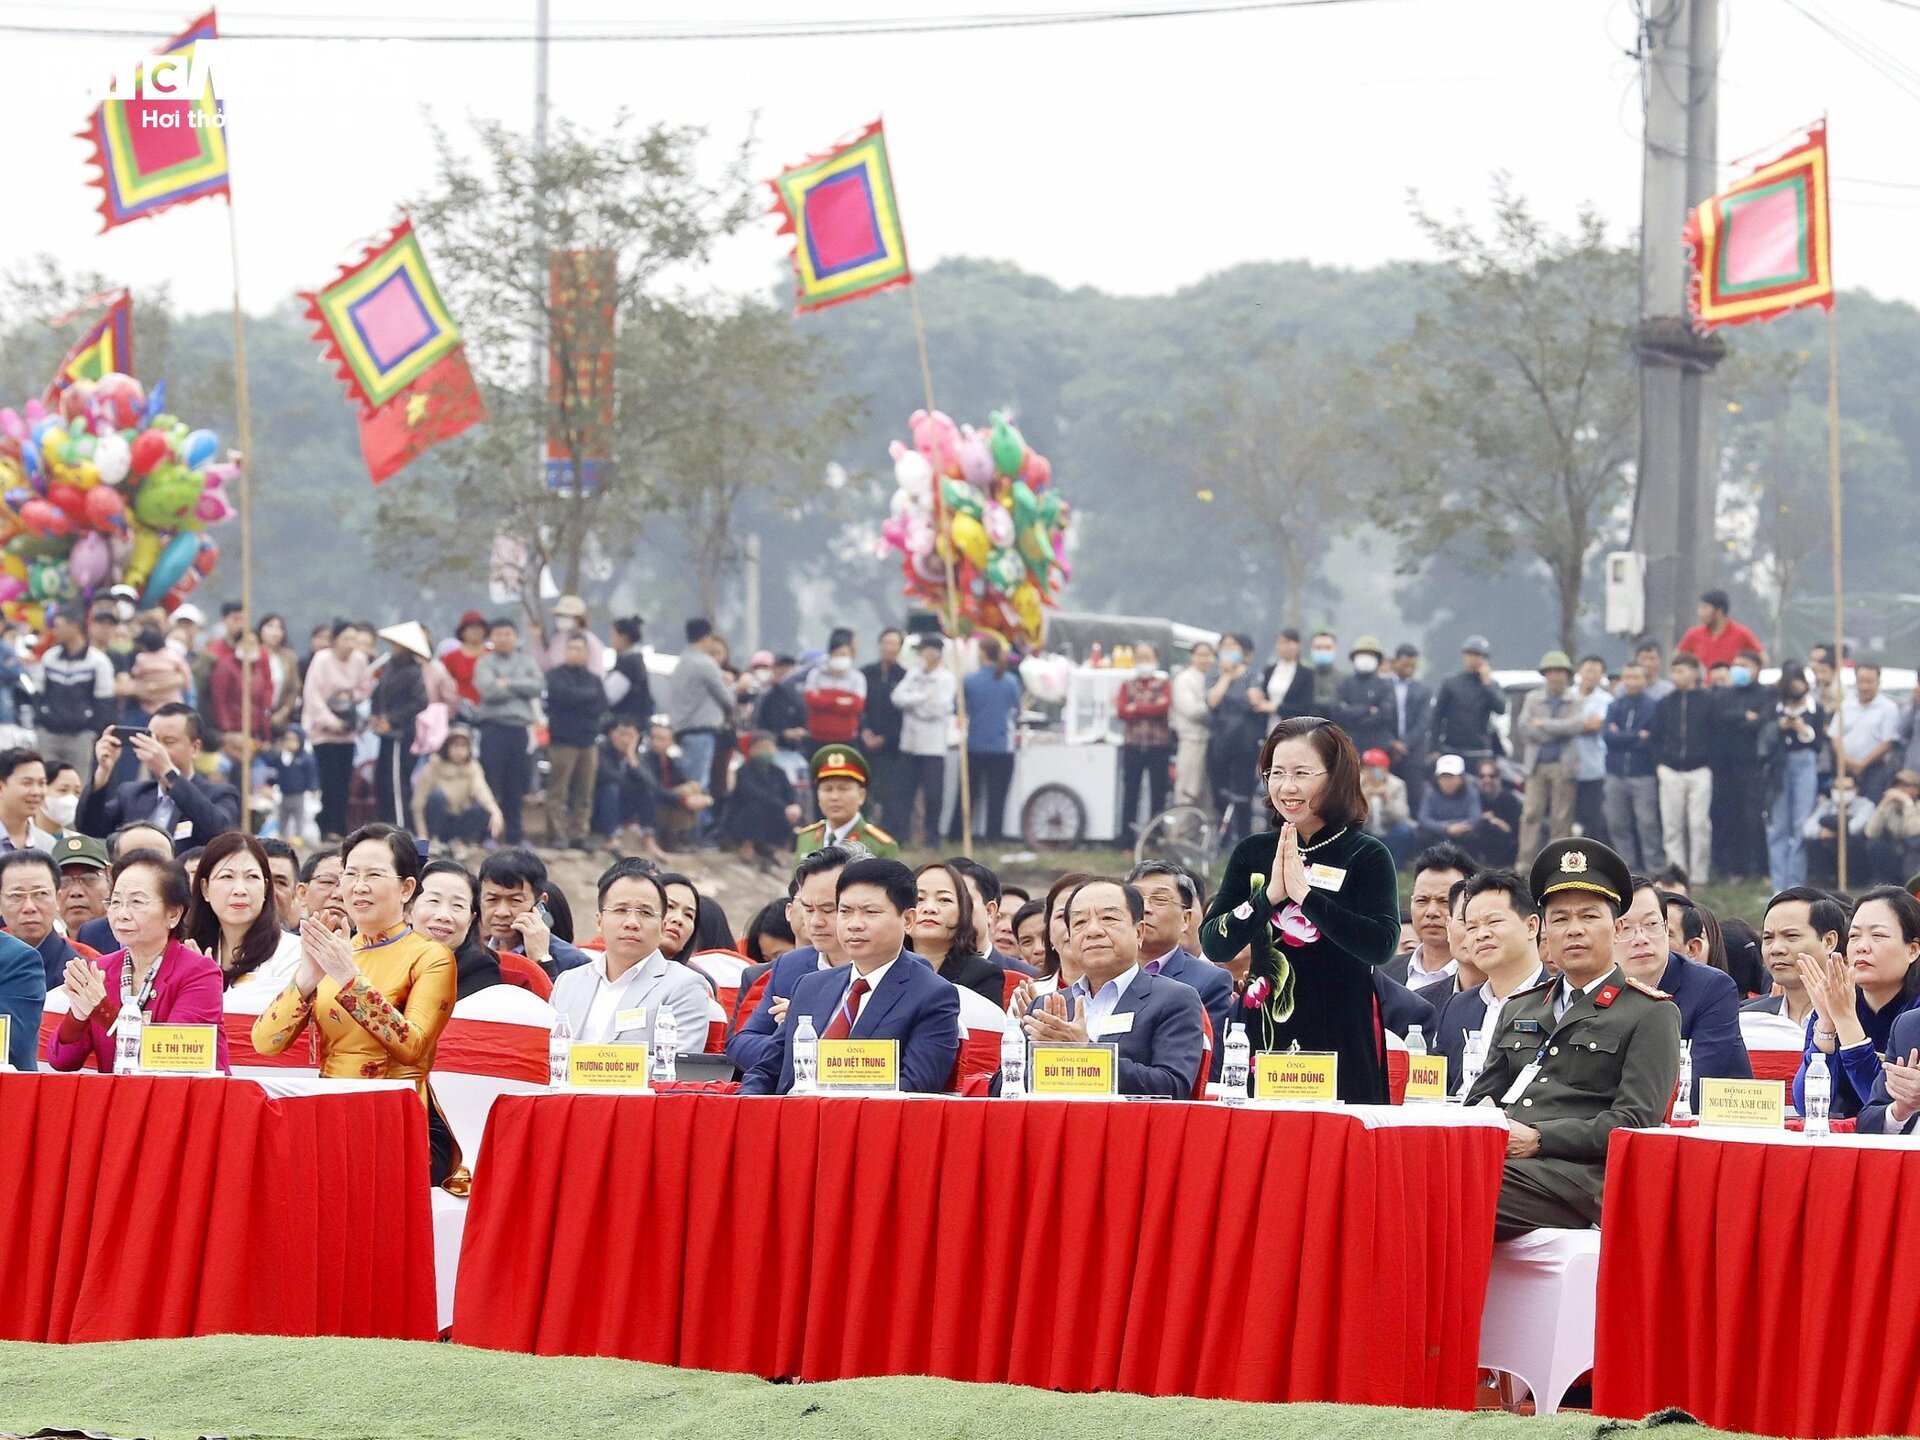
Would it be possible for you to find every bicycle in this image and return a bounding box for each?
[1133,794,1245,876]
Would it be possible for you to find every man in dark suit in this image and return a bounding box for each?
[1615,875,1751,1109]
[726,844,856,1075]
[76,702,240,854]
[1436,869,1549,1093]
[1388,643,1433,813]
[1256,628,1317,725]
[1127,860,1234,1077]
[741,856,960,1095]
[1374,970,1438,1042]
[1018,877,1206,1099]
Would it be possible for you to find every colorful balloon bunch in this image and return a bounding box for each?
[0,373,234,627]
[878,408,1069,648]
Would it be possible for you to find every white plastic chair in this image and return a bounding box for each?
[1477,1227,1602,1415]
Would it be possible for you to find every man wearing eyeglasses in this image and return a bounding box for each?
[740,856,958,1096]
[1614,877,1750,1112]
[1464,838,1681,1240]
[550,859,710,1050]
[0,850,96,993]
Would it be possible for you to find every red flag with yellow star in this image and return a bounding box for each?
[355,347,486,484]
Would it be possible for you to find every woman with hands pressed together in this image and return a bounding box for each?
[1201,716,1401,1103]
[253,824,455,1169]
[1794,885,1920,1119]
[46,850,229,1073]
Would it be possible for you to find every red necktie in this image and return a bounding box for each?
[823,977,869,1041]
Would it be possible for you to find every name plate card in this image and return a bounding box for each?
[139,1024,219,1074]
[1699,1078,1785,1129]
[1031,1044,1117,1097]
[567,1044,651,1090]
[1254,1051,1339,1102]
[1404,1054,1449,1103]
[0,1014,9,1068]
[817,1039,900,1092]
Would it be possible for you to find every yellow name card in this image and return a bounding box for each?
[1699,1078,1785,1129]
[818,1038,899,1091]
[1405,1054,1449,1103]
[139,1023,219,1074]
[0,1013,9,1067]
[567,1044,651,1090]
[1031,1044,1117,1097]
[1254,1051,1338,1102]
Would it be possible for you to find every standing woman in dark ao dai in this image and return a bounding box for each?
[1202,716,1401,1102]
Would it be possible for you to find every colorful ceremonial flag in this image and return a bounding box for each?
[767,120,912,314]
[546,249,617,493]
[1685,123,1833,331]
[43,290,134,406]
[300,219,484,483]
[78,10,230,232]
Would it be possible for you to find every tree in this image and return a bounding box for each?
[1369,182,1637,653]
[634,296,863,618]
[374,114,756,615]
[1152,337,1368,628]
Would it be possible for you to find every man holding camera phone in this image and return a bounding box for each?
[77,702,241,854]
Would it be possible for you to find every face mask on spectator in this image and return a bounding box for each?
[753,666,772,683]
[1352,654,1379,675]
[553,616,577,632]
[1730,665,1752,687]
[828,655,852,674]
[1133,663,1153,678]
[44,794,78,827]
[1311,647,1336,667]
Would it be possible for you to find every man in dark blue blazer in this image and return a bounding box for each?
[1434,869,1549,1093]
[1017,878,1206,1099]
[76,704,240,855]
[727,845,857,1074]
[1857,1009,1920,1135]
[741,857,960,1096]
[1128,861,1235,1078]
[1617,877,1751,1108]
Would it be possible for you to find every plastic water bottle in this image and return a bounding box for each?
[1221,1022,1251,1097]
[114,1008,144,1077]
[1406,1024,1427,1057]
[548,1011,572,1090]
[651,1009,679,1086]
[1804,1049,1831,1138]
[1000,1025,1027,1097]
[1459,1032,1485,1101]
[1672,1039,1694,1123]
[792,1014,819,1095]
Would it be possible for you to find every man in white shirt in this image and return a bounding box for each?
[1832,662,1901,801]
[1436,869,1547,1094]
[549,860,711,1051]
[1384,843,1476,1004]
[0,749,56,855]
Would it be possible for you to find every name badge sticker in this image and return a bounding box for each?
[614,1007,649,1034]
[1093,1011,1135,1037]
[1305,864,1347,892]
[1500,1062,1542,1105]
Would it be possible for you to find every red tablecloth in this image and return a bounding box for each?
[455,1096,1505,1407]
[1596,1127,1920,1438]
[0,1073,437,1343]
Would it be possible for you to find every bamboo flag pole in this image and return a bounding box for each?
[908,278,974,859]
[1827,306,1847,890]
[226,198,257,833]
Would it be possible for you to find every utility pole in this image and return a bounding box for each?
[743,533,762,656]
[1631,0,1725,647]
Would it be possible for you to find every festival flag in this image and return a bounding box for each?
[1685,122,1833,331]
[78,10,230,232]
[767,120,912,314]
[43,290,134,407]
[299,218,484,483]
[546,249,617,493]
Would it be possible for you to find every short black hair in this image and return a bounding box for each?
[1125,859,1198,908]
[1448,877,1472,916]
[1671,652,1702,673]
[788,843,859,898]
[1701,588,1730,613]
[298,848,341,884]
[828,627,854,651]
[221,600,245,618]
[341,823,423,894]
[1764,886,1850,948]
[746,899,797,957]
[258,836,298,867]
[1010,898,1046,937]
[1576,654,1606,670]
[946,855,1001,907]
[1000,884,1031,907]
[1459,868,1539,921]
[479,847,547,895]
[1412,843,1479,883]
[1652,863,1691,891]
[612,616,644,644]
[836,856,916,913]
[1634,636,1663,655]
[0,747,44,783]
[685,617,713,644]
[597,856,669,912]
[488,616,518,633]
[1278,627,1300,643]
[1066,877,1146,927]
[0,849,60,890]
[151,701,203,746]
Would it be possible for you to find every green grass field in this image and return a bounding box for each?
[0,1336,1766,1440]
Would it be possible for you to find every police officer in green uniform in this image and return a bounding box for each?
[794,745,900,860]
[1464,837,1682,1240]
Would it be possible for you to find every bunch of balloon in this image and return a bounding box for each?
[0,373,234,628]
[877,407,1069,649]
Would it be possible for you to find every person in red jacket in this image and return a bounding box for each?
[1676,588,1766,670]
[1117,642,1174,846]
[210,631,277,743]
[803,629,867,745]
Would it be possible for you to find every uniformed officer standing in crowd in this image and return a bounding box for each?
[1464,837,1682,1240]
[794,745,901,860]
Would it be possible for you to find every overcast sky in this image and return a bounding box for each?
[3,0,1917,321]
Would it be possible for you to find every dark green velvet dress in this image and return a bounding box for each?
[1200,824,1401,1104]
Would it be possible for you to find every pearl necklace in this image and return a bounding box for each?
[1299,824,1348,855]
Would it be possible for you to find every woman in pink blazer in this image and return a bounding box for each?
[45,849,230,1074]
